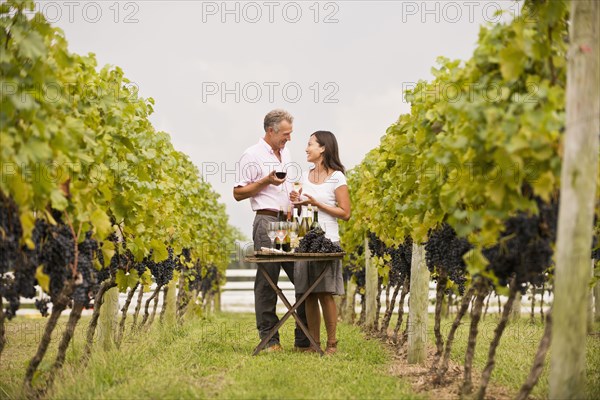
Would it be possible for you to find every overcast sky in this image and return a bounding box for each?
[41,0,519,239]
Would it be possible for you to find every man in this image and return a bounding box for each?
[234,109,310,352]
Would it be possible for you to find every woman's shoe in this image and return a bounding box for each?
[307,342,322,353]
[325,340,338,355]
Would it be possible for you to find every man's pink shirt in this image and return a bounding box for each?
[235,138,293,212]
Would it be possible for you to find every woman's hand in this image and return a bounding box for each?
[292,193,318,207]
[289,189,302,203]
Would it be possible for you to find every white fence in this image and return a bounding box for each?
[13,269,552,316]
[220,269,553,314]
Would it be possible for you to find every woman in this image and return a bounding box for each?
[290,131,351,355]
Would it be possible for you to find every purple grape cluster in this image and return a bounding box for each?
[296,228,343,253]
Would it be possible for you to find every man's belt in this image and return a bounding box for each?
[256,209,279,218]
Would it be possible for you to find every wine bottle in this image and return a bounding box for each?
[310,207,320,230]
[299,206,309,238]
[283,205,292,252]
[307,205,314,227]
[275,206,284,250]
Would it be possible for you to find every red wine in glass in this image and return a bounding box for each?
[275,172,287,179]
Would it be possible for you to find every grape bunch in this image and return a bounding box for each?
[187,261,203,293]
[0,194,20,316]
[201,265,219,297]
[131,249,158,278]
[387,236,412,286]
[15,219,48,300]
[96,267,110,283]
[96,235,130,283]
[296,228,343,253]
[95,245,106,283]
[349,264,366,290]
[72,231,99,307]
[425,224,471,295]
[483,198,557,291]
[0,192,22,275]
[368,232,387,258]
[1,276,19,319]
[40,223,75,300]
[181,248,191,264]
[356,245,364,256]
[35,298,51,317]
[149,247,175,286]
[1,211,52,319]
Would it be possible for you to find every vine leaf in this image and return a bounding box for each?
[35,265,50,293]
[90,208,112,239]
[499,44,525,81]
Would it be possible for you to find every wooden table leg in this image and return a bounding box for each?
[253,264,328,356]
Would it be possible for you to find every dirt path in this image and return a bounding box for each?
[379,337,519,400]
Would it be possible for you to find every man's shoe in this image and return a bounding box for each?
[265,343,283,352]
[293,346,313,353]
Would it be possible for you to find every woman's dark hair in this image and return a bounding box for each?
[312,131,345,174]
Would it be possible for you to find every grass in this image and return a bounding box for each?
[1,311,598,399]
[434,313,600,399]
[0,313,420,400]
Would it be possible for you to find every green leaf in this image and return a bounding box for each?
[101,240,115,267]
[531,170,555,202]
[20,211,36,242]
[36,265,50,293]
[127,269,140,288]
[141,269,153,286]
[11,93,36,110]
[13,27,47,60]
[151,239,168,262]
[499,44,525,81]
[50,189,68,210]
[11,177,32,208]
[464,247,489,275]
[116,270,128,292]
[21,139,52,163]
[90,208,112,239]
[487,183,505,206]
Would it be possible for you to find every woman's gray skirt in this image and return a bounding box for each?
[294,258,345,295]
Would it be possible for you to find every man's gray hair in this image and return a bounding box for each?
[263,109,293,133]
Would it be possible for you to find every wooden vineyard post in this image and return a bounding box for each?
[408,243,429,364]
[589,260,596,332]
[594,267,600,322]
[98,286,119,351]
[511,291,522,321]
[365,235,378,330]
[549,1,599,398]
[163,278,177,325]
[344,278,357,324]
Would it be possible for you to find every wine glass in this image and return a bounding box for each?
[292,180,302,194]
[276,170,287,192]
[275,222,287,249]
[292,180,304,202]
[267,222,278,251]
